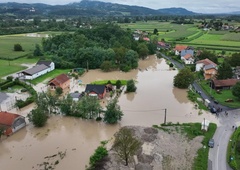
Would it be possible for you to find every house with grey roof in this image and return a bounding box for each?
[20,60,55,80]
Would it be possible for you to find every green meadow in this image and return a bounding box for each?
[0,57,39,79]
[120,21,240,53]
[0,34,42,59]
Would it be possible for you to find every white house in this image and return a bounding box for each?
[180,50,194,64]
[20,61,55,80]
[195,58,216,71]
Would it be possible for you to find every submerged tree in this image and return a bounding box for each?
[113,128,141,166]
[104,98,123,124]
[173,68,195,89]
[28,107,48,127]
[126,79,137,92]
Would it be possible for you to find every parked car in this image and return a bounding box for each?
[210,107,217,113]
[208,139,214,148]
[214,100,219,104]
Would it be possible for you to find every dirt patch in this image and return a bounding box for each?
[102,126,203,170]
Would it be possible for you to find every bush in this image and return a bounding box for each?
[14,44,23,51]
[126,79,137,93]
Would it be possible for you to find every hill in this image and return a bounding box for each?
[0,0,197,17]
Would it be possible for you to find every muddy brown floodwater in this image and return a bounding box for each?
[0,55,218,170]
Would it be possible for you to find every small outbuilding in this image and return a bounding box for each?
[210,79,240,90]
[0,111,26,136]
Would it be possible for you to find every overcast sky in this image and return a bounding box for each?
[1,0,239,13]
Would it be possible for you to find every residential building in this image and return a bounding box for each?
[174,45,188,55]
[20,60,55,80]
[210,79,240,90]
[69,92,82,101]
[85,84,106,99]
[180,50,194,64]
[196,58,218,80]
[0,111,26,136]
[48,74,70,90]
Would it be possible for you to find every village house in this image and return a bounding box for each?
[174,45,188,55]
[210,79,240,90]
[0,111,26,136]
[85,84,106,99]
[48,74,70,90]
[195,58,218,80]
[180,49,194,64]
[157,41,171,50]
[234,66,240,79]
[20,60,55,80]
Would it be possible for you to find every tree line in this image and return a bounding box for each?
[42,23,152,72]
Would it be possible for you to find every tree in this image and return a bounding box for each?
[137,43,149,60]
[113,128,141,166]
[229,53,240,67]
[116,80,122,89]
[77,96,102,119]
[217,61,233,79]
[33,44,43,56]
[197,50,218,64]
[100,61,113,72]
[232,82,240,99]
[14,44,23,51]
[104,98,123,124]
[126,79,137,92]
[153,28,158,35]
[55,87,63,96]
[28,107,48,127]
[173,68,195,89]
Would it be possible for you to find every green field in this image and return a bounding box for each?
[0,57,39,79]
[120,21,240,53]
[0,34,42,59]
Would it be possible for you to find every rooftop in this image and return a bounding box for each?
[0,111,22,126]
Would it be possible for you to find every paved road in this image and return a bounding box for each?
[160,52,238,170]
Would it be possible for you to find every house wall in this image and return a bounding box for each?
[49,62,55,71]
[12,117,26,133]
[175,50,180,55]
[59,79,70,90]
[196,63,204,71]
[204,68,217,80]
[24,67,53,80]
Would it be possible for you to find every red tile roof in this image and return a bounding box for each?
[174,45,188,52]
[48,74,70,86]
[213,79,240,87]
[143,37,150,41]
[196,58,217,66]
[184,54,193,60]
[0,111,21,126]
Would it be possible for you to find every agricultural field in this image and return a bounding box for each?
[120,21,240,52]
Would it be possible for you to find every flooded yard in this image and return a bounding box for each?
[0,55,218,170]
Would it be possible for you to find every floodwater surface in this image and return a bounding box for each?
[0,56,218,170]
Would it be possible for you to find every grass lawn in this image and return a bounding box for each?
[199,80,240,108]
[91,80,127,85]
[0,35,42,59]
[30,69,71,85]
[0,57,39,79]
[2,85,23,93]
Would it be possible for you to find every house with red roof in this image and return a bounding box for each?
[174,45,188,55]
[180,49,194,64]
[196,58,218,80]
[85,84,106,99]
[48,74,70,90]
[0,111,26,136]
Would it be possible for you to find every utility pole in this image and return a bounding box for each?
[87,60,89,72]
[164,109,167,125]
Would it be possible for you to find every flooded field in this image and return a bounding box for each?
[0,56,218,170]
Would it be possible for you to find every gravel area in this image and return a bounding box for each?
[100,126,203,170]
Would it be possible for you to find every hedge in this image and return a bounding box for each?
[227,127,240,170]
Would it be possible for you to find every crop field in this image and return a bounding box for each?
[0,34,42,59]
[121,21,240,52]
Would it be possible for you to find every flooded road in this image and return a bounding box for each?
[0,55,218,170]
